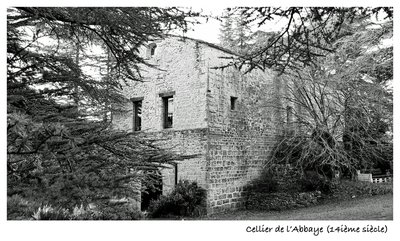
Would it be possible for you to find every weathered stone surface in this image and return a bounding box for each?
[112,36,286,214]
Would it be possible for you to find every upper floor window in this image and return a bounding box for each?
[230,96,238,111]
[132,97,143,131]
[163,96,173,128]
[159,91,175,129]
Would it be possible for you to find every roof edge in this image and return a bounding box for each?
[165,34,242,57]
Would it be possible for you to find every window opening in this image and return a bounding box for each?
[230,96,238,110]
[174,163,178,185]
[148,43,157,57]
[286,106,293,124]
[133,100,142,131]
[163,96,173,128]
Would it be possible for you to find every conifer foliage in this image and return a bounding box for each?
[219,7,392,73]
[7,7,196,209]
[218,10,253,54]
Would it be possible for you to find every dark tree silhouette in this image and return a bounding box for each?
[7,7,198,208]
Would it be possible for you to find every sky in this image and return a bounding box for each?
[173,7,288,44]
[183,8,225,43]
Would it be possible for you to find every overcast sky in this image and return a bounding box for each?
[183,8,225,43]
[177,8,287,44]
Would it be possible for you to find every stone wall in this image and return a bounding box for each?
[199,46,285,214]
[113,37,208,132]
[113,36,286,214]
[112,37,210,195]
[141,129,208,194]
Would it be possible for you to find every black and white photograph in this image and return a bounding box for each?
[3,1,397,240]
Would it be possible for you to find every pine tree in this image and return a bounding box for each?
[218,10,235,50]
[219,10,253,54]
[233,13,253,54]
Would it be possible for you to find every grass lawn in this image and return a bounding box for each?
[204,193,393,220]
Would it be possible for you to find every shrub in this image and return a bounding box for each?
[329,180,392,200]
[300,171,337,194]
[267,164,304,192]
[31,202,144,220]
[8,194,144,220]
[32,205,70,220]
[245,172,278,193]
[244,164,304,195]
[8,195,72,220]
[243,163,392,212]
[243,164,335,211]
[7,195,41,220]
[94,203,143,220]
[147,180,206,219]
[244,164,335,194]
[245,191,321,211]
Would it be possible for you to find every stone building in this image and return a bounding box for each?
[112,35,287,214]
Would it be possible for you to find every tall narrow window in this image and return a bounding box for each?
[174,163,178,185]
[163,96,173,128]
[230,96,238,111]
[132,99,142,131]
[159,91,175,129]
[286,106,293,124]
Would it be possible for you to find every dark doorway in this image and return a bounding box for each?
[141,170,163,211]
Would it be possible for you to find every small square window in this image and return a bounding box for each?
[230,96,238,111]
